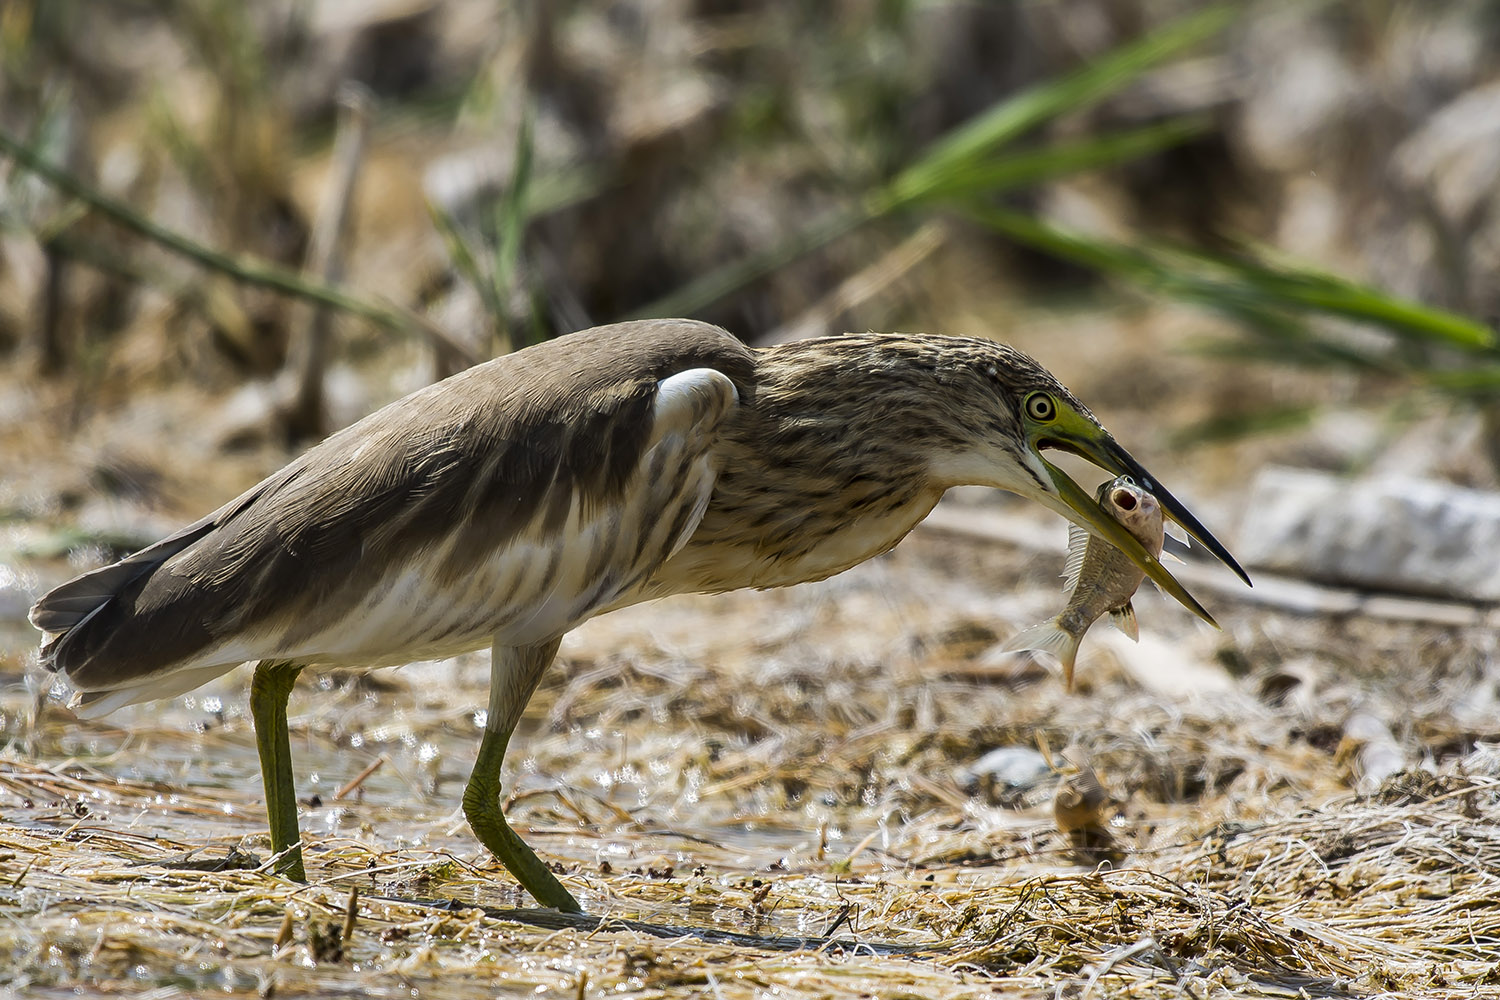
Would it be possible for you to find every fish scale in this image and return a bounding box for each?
[1003,476,1166,690]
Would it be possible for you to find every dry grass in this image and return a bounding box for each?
[5,525,1500,998]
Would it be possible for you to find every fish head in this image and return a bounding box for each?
[1011,389,1248,627]
[1098,477,1164,553]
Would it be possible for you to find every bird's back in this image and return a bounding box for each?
[32,319,756,712]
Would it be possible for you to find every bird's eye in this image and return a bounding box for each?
[1024,392,1056,422]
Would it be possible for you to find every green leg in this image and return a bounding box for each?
[250,659,306,881]
[462,639,580,912]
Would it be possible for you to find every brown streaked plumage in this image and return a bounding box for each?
[36,321,753,701]
[30,317,1247,912]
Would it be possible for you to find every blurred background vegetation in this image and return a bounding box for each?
[2,0,1500,549]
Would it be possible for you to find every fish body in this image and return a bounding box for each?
[1005,476,1165,690]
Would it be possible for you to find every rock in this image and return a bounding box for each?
[1341,711,1407,797]
[958,745,1052,807]
[1238,466,1500,601]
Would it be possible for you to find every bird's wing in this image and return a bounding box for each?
[643,367,743,559]
[29,461,309,665]
[49,363,742,710]
[382,365,742,653]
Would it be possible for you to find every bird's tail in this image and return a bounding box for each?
[1001,620,1082,691]
[29,521,216,675]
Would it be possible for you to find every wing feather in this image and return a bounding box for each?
[479,366,739,647]
[31,320,753,713]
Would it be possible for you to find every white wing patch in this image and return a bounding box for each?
[653,367,740,432]
[652,369,739,559]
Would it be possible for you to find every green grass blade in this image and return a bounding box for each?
[958,203,1164,283]
[910,117,1209,203]
[494,111,534,308]
[427,198,503,335]
[881,4,1235,210]
[1186,318,1394,373]
[1209,260,1495,350]
[1422,368,1500,395]
[966,203,1492,375]
[1168,404,1320,448]
[1087,236,1496,351]
[525,162,607,218]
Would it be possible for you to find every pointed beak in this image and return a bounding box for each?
[1033,430,1250,628]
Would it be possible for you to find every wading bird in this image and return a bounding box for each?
[30,319,1247,913]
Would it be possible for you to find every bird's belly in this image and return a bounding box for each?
[641,491,942,598]
[261,545,602,666]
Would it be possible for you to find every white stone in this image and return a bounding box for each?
[1238,466,1500,601]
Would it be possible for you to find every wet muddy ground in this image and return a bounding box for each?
[5,459,1500,997]
[4,290,1500,997]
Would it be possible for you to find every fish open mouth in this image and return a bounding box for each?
[1110,487,1137,511]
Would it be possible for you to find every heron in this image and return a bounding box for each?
[29,318,1247,913]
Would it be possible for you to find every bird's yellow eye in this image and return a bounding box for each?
[1024,392,1056,422]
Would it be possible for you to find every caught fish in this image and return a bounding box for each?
[1005,476,1165,691]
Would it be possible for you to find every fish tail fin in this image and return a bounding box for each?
[1110,601,1139,642]
[1003,620,1083,691]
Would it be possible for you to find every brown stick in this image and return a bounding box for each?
[331,755,386,802]
[281,84,374,441]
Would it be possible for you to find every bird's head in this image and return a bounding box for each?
[912,337,1249,626]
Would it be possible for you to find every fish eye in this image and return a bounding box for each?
[1024,392,1056,422]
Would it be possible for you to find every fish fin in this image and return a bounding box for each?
[1161,549,1185,565]
[1002,621,1083,692]
[1110,602,1139,642]
[1062,524,1089,591]
[1164,519,1189,545]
